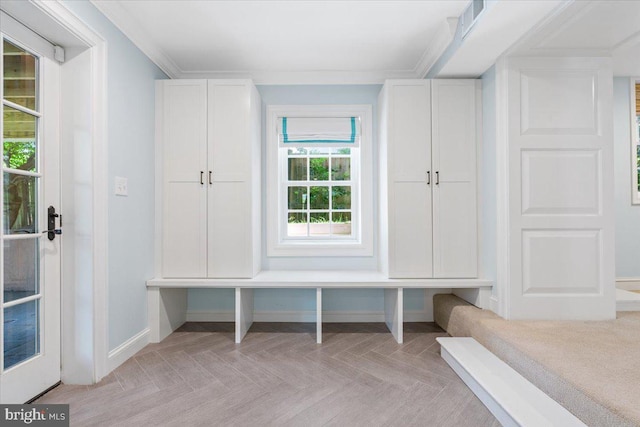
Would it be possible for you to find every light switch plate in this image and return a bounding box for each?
[114,176,128,196]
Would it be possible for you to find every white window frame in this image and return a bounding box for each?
[631,78,640,205]
[266,105,373,257]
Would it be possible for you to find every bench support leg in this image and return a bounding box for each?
[235,288,254,343]
[148,287,187,343]
[384,287,403,343]
[316,288,322,343]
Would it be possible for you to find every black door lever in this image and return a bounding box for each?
[44,205,62,241]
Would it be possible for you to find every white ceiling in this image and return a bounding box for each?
[91,0,640,83]
[92,0,470,83]
[507,0,640,76]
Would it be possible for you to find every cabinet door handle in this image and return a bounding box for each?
[209,171,213,185]
[435,171,439,185]
[200,171,204,185]
[426,171,431,185]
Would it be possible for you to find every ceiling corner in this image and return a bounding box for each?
[90,0,181,78]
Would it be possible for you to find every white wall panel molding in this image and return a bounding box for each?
[522,229,601,294]
[521,149,601,215]
[520,69,599,135]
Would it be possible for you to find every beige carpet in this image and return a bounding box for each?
[434,294,640,427]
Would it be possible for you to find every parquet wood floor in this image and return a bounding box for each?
[36,322,498,427]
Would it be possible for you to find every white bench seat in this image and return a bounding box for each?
[146,271,492,345]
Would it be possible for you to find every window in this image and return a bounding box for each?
[267,105,373,257]
[632,78,640,205]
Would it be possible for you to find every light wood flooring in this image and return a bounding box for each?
[36,322,499,426]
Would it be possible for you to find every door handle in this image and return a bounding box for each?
[426,171,430,185]
[200,171,204,185]
[435,171,439,185]
[43,205,62,240]
[209,171,213,185]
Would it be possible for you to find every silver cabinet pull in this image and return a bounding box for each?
[209,171,213,185]
[435,171,439,185]
[200,171,204,185]
[427,171,431,185]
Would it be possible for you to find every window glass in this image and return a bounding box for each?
[284,143,354,239]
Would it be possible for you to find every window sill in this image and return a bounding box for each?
[267,239,373,257]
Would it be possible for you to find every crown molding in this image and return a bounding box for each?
[90,0,181,78]
[176,69,418,85]
[414,17,458,79]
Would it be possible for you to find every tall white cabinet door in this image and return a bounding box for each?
[431,80,478,278]
[207,82,256,278]
[159,80,208,278]
[388,81,433,278]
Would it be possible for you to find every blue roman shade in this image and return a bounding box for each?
[279,117,360,147]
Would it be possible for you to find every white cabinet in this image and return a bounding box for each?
[379,79,479,278]
[156,79,261,278]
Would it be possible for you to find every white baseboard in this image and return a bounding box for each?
[186,309,431,323]
[489,296,499,316]
[187,310,235,322]
[616,289,640,312]
[616,278,640,291]
[107,327,150,373]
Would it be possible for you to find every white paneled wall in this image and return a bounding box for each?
[495,57,615,320]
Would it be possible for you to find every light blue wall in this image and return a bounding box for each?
[480,67,497,288]
[187,85,425,314]
[613,77,640,278]
[62,1,167,351]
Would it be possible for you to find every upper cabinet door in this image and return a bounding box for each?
[163,81,208,181]
[431,80,478,278]
[390,81,432,183]
[160,80,208,278]
[208,82,250,182]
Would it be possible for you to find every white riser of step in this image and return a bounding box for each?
[437,337,586,427]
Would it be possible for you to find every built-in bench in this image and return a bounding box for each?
[147,270,492,344]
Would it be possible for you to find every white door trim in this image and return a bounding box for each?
[29,0,109,382]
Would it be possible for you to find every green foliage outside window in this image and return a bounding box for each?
[3,140,36,171]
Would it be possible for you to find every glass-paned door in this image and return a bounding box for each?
[1,26,61,404]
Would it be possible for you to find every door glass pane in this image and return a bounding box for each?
[4,238,39,303]
[3,39,37,111]
[4,299,39,369]
[3,106,37,172]
[3,172,38,234]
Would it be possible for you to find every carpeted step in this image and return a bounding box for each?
[433,293,499,337]
[433,293,640,427]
